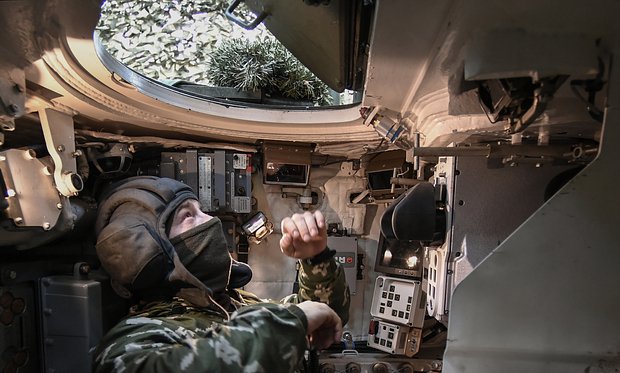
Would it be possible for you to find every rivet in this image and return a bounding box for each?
[6,104,19,117]
[43,222,51,230]
[56,145,65,152]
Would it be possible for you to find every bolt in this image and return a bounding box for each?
[56,203,62,209]
[535,163,542,168]
[8,270,17,280]
[79,264,90,275]
[72,149,82,157]
[6,188,16,197]
[6,104,19,117]
[44,308,53,316]
[0,155,5,161]
[14,217,23,225]
[56,145,65,152]
[43,222,51,230]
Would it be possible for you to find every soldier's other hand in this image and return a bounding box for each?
[280,211,327,260]
[296,301,342,350]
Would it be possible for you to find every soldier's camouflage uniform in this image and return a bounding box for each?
[93,259,350,373]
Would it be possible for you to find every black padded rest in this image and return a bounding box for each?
[380,182,436,241]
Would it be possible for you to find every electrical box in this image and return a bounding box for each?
[370,276,425,327]
[368,276,425,357]
[327,236,358,295]
[262,142,312,186]
[367,319,422,357]
[160,150,253,213]
[39,276,102,373]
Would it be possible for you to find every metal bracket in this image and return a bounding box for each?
[38,109,83,196]
[225,0,269,30]
[0,149,62,228]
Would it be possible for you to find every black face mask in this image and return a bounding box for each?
[170,218,232,295]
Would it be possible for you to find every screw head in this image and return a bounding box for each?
[79,264,91,275]
[6,104,19,117]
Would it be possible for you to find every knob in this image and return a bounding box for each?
[319,362,335,373]
[399,363,414,373]
[346,362,361,373]
[372,362,389,373]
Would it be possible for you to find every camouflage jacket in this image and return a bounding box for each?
[93,258,350,373]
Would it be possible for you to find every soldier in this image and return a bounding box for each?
[92,176,350,372]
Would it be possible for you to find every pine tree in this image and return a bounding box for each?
[208,38,332,105]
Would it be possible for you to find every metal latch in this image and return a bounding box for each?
[39,109,83,197]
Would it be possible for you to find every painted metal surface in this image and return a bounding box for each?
[443,55,620,373]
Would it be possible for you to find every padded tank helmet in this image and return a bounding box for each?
[94,176,208,300]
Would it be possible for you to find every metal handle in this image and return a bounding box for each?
[225,0,269,30]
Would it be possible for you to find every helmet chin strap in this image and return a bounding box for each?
[176,288,231,322]
[169,253,231,321]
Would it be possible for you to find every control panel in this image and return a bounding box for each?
[160,150,253,213]
[368,276,425,356]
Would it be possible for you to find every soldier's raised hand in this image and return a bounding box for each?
[280,211,327,260]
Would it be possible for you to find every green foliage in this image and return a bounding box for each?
[97,0,333,106]
[208,38,332,105]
